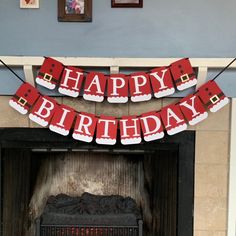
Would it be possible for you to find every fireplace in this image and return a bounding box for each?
[0,128,195,236]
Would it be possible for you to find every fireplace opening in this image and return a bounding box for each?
[0,128,195,236]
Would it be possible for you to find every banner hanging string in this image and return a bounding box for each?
[0,59,25,84]
[211,58,236,81]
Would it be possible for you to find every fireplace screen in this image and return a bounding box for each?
[36,193,143,236]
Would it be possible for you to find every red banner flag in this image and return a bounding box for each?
[35,57,64,90]
[58,66,84,97]
[9,82,40,114]
[96,115,118,145]
[83,72,107,102]
[140,111,164,141]
[129,72,152,102]
[170,58,197,91]
[197,80,229,112]
[119,116,142,145]
[107,74,128,103]
[49,104,76,136]
[179,94,208,125]
[72,112,97,142]
[160,104,187,135]
[149,67,175,98]
[29,95,57,127]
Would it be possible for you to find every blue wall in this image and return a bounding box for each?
[0,0,235,96]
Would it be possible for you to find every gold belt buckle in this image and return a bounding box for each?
[210,95,220,104]
[43,73,52,82]
[18,97,27,106]
[180,74,190,83]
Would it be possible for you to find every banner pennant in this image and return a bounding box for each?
[29,95,58,127]
[179,94,208,126]
[72,112,97,143]
[160,104,187,135]
[49,104,76,136]
[96,115,118,145]
[198,80,229,112]
[36,57,64,90]
[140,111,164,142]
[119,116,142,145]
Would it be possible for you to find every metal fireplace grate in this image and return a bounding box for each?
[38,223,142,236]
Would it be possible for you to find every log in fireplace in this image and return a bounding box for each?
[0,128,195,236]
[36,193,143,236]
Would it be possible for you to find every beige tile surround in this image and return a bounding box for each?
[0,96,231,236]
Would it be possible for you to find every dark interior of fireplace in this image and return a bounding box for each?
[0,128,195,236]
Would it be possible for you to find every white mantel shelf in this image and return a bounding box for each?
[0,56,236,68]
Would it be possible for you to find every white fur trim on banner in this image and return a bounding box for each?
[72,133,93,142]
[96,138,116,145]
[35,77,56,90]
[189,112,208,126]
[210,97,229,113]
[29,114,48,127]
[9,99,28,115]
[154,88,175,98]
[58,87,79,98]
[107,96,128,103]
[83,94,104,102]
[167,123,187,135]
[144,132,165,142]
[131,94,152,102]
[49,125,70,136]
[121,137,142,145]
[177,78,197,91]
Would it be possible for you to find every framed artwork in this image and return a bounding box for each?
[58,0,92,22]
[20,0,39,8]
[111,0,143,8]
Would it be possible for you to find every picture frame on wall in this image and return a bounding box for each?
[111,0,143,8]
[58,0,92,22]
[20,0,39,9]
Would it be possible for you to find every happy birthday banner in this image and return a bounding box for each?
[35,57,197,103]
[2,57,231,145]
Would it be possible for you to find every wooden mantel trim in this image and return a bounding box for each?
[0,56,236,68]
[228,98,236,236]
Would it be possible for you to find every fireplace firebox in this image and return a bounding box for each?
[0,128,195,236]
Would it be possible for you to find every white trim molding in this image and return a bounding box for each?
[228,98,236,236]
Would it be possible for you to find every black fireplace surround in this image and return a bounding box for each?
[0,128,195,236]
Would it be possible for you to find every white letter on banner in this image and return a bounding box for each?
[75,114,93,135]
[120,118,139,137]
[98,119,116,138]
[35,97,55,118]
[84,74,103,94]
[140,115,161,135]
[166,108,184,128]
[61,68,83,90]
[110,77,125,96]
[180,96,200,117]
[132,75,147,95]
[56,108,71,127]
[150,69,168,89]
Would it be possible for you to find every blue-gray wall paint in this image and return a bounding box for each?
[0,0,235,96]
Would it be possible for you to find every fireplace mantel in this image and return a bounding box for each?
[0,56,236,97]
